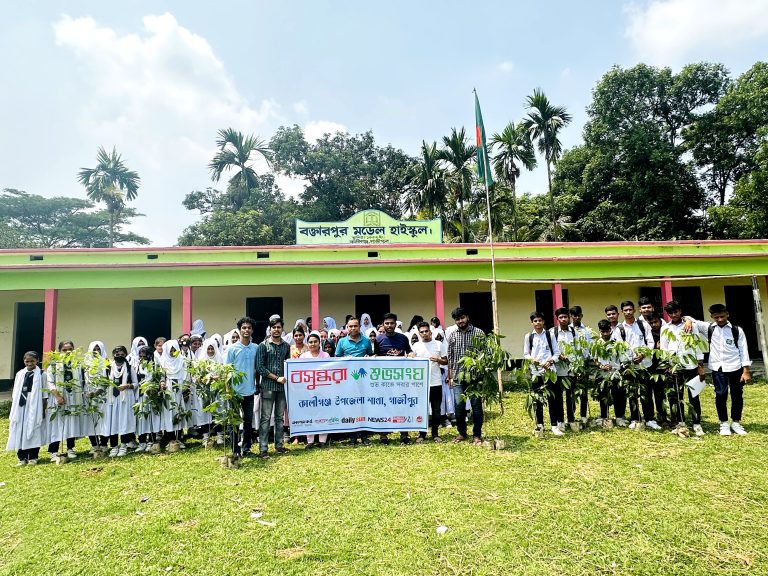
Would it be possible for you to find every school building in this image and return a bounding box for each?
[2,239,768,386]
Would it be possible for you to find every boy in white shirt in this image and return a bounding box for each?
[551,307,577,429]
[523,312,562,436]
[691,303,751,435]
[411,321,448,443]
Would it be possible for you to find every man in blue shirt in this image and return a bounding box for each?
[374,312,412,445]
[335,317,373,446]
[225,316,258,457]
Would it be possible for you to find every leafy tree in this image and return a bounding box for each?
[270,125,414,221]
[208,128,272,209]
[685,61,768,206]
[77,146,141,247]
[490,121,537,241]
[523,89,572,235]
[0,189,148,248]
[178,174,299,246]
[438,127,476,243]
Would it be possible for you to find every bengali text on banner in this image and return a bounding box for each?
[284,357,430,435]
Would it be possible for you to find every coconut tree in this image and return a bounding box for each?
[438,128,476,243]
[403,140,448,220]
[490,121,537,241]
[77,146,140,247]
[208,128,271,207]
[523,89,572,237]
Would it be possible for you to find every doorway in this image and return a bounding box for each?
[724,285,759,358]
[246,297,284,342]
[355,294,391,328]
[459,292,493,334]
[133,299,172,346]
[13,302,44,373]
[534,289,570,329]
[639,286,704,321]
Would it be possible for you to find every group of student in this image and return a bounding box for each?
[7,308,486,465]
[524,298,752,438]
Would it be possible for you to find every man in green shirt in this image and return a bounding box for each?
[256,317,291,458]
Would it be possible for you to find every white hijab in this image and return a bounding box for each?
[200,337,223,363]
[360,314,373,332]
[128,336,148,369]
[222,329,240,353]
[162,340,186,380]
[323,316,337,330]
[86,340,108,378]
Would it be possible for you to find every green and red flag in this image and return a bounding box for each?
[474,91,493,188]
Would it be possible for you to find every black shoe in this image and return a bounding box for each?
[242,450,253,458]
[361,438,371,446]
[400,436,411,445]
[347,439,358,447]
[276,447,289,454]
[380,437,390,445]
[257,451,269,459]
[304,443,315,450]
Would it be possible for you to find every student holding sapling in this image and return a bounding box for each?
[689,303,751,436]
[45,340,84,460]
[523,311,562,437]
[84,340,109,454]
[102,345,138,457]
[591,320,624,428]
[7,351,47,466]
[134,346,165,453]
[550,307,578,431]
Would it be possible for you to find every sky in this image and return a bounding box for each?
[1,0,767,246]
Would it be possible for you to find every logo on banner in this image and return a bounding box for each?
[351,368,368,380]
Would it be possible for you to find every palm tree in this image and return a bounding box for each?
[438,128,476,242]
[404,140,448,220]
[490,121,537,241]
[77,146,140,247]
[523,89,572,237]
[208,128,271,206]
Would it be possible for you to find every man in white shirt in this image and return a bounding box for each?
[524,311,562,436]
[612,300,661,430]
[570,305,592,425]
[411,321,448,443]
[661,301,705,436]
[692,303,751,435]
[551,307,577,429]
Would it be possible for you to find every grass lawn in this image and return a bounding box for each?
[1,384,767,576]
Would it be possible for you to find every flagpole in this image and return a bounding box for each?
[474,89,504,412]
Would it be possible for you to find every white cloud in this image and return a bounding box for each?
[497,61,514,73]
[304,120,347,143]
[53,13,281,246]
[625,0,768,66]
[293,100,309,115]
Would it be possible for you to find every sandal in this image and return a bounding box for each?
[452,436,467,444]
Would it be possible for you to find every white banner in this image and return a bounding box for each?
[284,357,430,435]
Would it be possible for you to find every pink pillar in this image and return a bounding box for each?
[43,288,58,354]
[552,283,564,323]
[660,279,673,322]
[311,283,320,332]
[434,280,444,323]
[182,286,193,334]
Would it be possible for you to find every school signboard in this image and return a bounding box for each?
[295,210,442,245]
[284,357,430,435]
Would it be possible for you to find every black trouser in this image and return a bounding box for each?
[532,376,559,427]
[48,437,76,453]
[669,368,702,425]
[420,385,444,439]
[612,384,627,419]
[713,368,744,422]
[89,435,108,448]
[454,382,484,438]
[138,433,158,443]
[232,393,254,455]
[17,447,40,461]
[551,378,565,424]
[597,379,612,419]
[627,372,654,422]
[109,433,135,448]
[564,383,576,423]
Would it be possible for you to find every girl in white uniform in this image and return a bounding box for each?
[7,351,47,466]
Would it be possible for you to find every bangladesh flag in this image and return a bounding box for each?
[474,91,493,188]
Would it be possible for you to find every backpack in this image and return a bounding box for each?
[528,330,555,355]
[708,323,741,348]
[553,325,575,341]
[617,320,646,343]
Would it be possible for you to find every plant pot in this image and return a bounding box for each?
[148,442,162,454]
[675,426,690,438]
[91,449,107,460]
[202,439,214,450]
[533,428,545,439]
[54,453,69,465]
[603,419,614,430]
[569,422,581,432]
[635,422,646,432]
[493,439,506,450]
[166,440,181,453]
[219,455,240,469]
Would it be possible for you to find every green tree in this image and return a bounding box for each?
[685,61,768,206]
[178,174,299,246]
[77,146,141,247]
[403,140,448,220]
[0,189,148,248]
[438,127,476,243]
[270,126,414,221]
[490,121,537,241]
[523,89,572,235]
[208,128,272,208]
